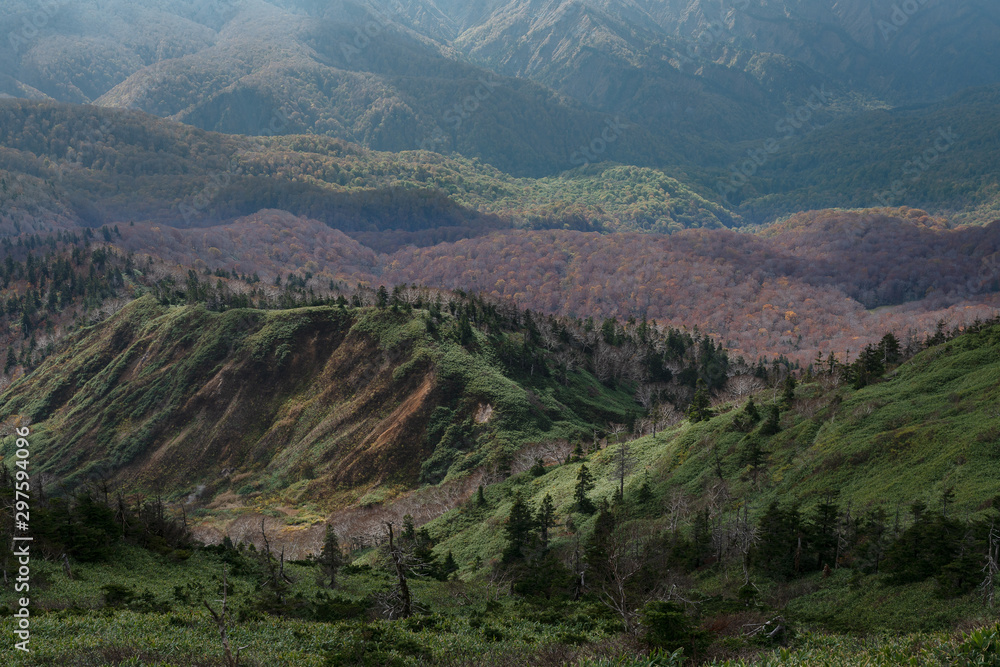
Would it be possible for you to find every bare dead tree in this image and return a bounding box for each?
[591,522,658,634]
[656,403,684,430]
[486,564,513,603]
[667,489,690,532]
[569,536,586,601]
[258,518,292,590]
[982,520,999,608]
[203,565,246,667]
[259,518,278,588]
[608,439,637,501]
[727,374,765,400]
[706,480,731,519]
[732,503,760,585]
[608,423,627,447]
[635,384,657,411]
[379,522,413,619]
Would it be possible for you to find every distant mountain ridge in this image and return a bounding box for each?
[3,0,998,188]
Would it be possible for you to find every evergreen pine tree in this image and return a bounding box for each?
[318,525,345,588]
[502,492,536,563]
[687,379,712,423]
[760,404,781,435]
[739,435,769,486]
[756,502,803,580]
[536,494,556,550]
[636,471,654,505]
[691,507,713,569]
[441,551,458,579]
[782,374,797,406]
[879,332,902,366]
[457,311,474,345]
[808,496,840,571]
[574,464,596,514]
[530,457,546,477]
[402,514,416,542]
[734,396,761,431]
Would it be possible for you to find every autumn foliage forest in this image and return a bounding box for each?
[102,208,1000,366]
[1,101,999,368]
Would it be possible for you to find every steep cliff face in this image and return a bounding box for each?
[0,296,639,512]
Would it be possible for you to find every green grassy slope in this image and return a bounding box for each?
[0,295,641,511]
[428,323,1000,569]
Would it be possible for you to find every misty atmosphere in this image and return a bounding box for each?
[1,1,1000,665]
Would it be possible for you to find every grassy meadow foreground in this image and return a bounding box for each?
[0,545,998,666]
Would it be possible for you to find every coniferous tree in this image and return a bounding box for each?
[857,508,890,573]
[760,404,781,436]
[574,464,596,514]
[402,514,417,542]
[690,507,714,569]
[502,492,536,563]
[636,472,654,505]
[536,494,556,551]
[756,502,803,580]
[808,496,840,571]
[782,374,797,406]
[687,379,712,423]
[739,435,768,486]
[318,525,345,588]
[441,551,458,579]
[530,457,546,477]
[880,332,902,366]
[456,311,474,345]
[734,396,761,432]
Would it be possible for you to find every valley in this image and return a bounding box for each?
[1,1,1000,664]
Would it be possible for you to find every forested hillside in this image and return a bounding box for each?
[3,0,1000,218]
[0,100,734,238]
[2,295,999,666]
[0,270,743,520]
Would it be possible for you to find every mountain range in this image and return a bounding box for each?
[3,3,1000,662]
[3,0,999,219]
